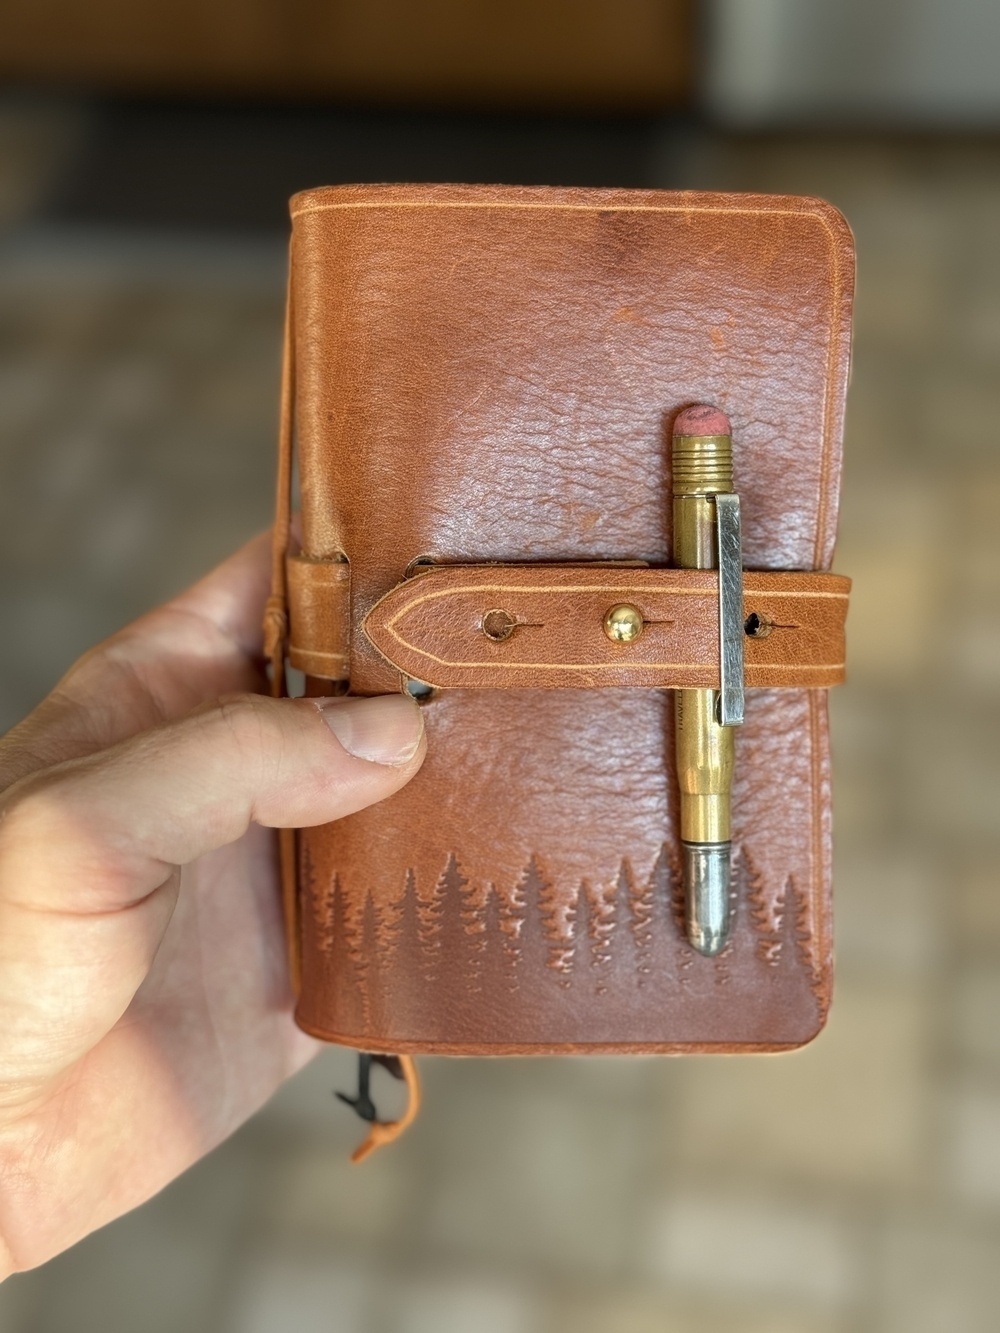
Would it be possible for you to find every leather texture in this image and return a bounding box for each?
[278,183,855,1054]
[361,563,850,690]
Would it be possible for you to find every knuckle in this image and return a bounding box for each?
[210,693,285,776]
[213,692,274,740]
[0,772,74,856]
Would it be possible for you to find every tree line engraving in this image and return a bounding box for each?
[301,843,824,1045]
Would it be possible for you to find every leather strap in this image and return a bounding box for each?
[286,553,351,679]
[361,563,849,690]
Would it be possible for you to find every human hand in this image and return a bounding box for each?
[0,534,425,1276]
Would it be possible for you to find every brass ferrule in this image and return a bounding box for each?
[672,433,734,498]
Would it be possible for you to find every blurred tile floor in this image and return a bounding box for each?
[1,100,999,1332]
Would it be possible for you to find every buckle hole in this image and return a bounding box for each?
[744,611,773,639]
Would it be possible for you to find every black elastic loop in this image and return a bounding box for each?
[336,1052,405,1125]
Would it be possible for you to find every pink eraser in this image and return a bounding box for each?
[673,404,731,436]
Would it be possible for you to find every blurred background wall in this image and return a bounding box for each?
[708,0,1000,127]
[1,3,999,1331]
[0,0,693,108]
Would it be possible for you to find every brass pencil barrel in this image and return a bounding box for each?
[672,431,735,956]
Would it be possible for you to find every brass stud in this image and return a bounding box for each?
[603,603,644,644]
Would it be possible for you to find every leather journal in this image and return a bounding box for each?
[265,184,854,1152]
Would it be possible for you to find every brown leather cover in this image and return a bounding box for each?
[281,184,854,1054]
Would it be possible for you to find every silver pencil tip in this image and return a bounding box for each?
[688,923,727,956]
[683,843,732,956]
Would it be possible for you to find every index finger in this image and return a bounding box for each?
[0,532,276,789]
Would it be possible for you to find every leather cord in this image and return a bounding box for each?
[267,257,299,992]
[350,1055,423,1164]
[264,257,294,697]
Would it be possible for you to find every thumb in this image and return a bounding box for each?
[0,693,424,1093]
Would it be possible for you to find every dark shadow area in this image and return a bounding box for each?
[43,97,679,232]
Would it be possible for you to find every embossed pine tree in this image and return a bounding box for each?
[773,874,825,1030]
[744,846,780,966]
[500,874,523,993]
[709,863,746,989]
[381,867,427,1034]
[434,854,475,995]
[302,841,332,954]
[396,868,423,977]
[356,888,384,1029]
[345,887,374,1026]
[571,880,597,991]
[331,873,364,1032]
[777,876,812,978]
[536,855,571,981]
[640,843,689,993]
[478,882,508,999]
[509,856,553,1000]
[418,861,445,982]
[591,879,616,995]
[625,856,654,985]
[463,883,489,995]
